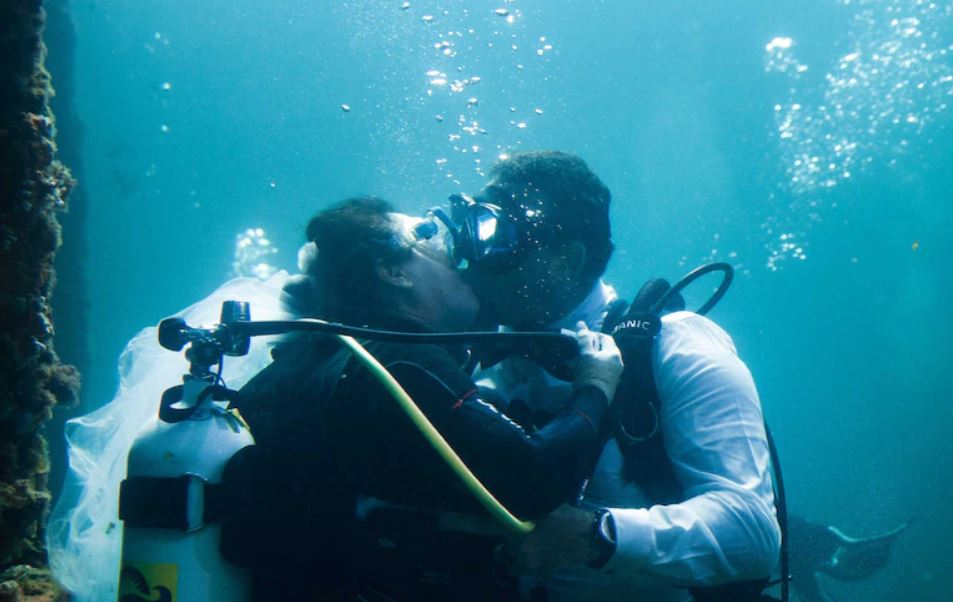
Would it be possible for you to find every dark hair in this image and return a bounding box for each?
[489,150,613,283]
[305,196,410,324]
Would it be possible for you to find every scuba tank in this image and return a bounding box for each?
[117,302,255,602]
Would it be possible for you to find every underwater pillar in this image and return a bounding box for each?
[0,0,79,599]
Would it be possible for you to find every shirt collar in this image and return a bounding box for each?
[547,279,618,332]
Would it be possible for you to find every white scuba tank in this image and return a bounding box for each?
[118,377,254,602]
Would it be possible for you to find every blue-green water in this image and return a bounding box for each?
[47,1,953,599]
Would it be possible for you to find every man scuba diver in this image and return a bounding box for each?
[235,196,625,600]
[448,150,781,601]
[437,150,907,602]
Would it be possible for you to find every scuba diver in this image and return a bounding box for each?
[234,196,625,600]
[450,150,781,601]
[431,149,908,602]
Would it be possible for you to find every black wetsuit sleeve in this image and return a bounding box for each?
[386,352,610,519]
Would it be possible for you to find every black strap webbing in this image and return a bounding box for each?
[605,279,683,504]
[119,475,228,530]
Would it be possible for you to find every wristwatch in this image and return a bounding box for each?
[588,508,617,569]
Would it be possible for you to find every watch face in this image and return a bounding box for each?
[598,511,617,545]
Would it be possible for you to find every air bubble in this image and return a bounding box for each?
[232,228,278,280]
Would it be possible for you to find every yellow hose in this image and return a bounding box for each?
[336,334,535,535]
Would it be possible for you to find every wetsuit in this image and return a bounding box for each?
[237,318,610,600]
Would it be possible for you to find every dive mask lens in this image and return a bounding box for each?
[447,193,520,268]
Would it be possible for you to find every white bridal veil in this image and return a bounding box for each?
[47,272,292,601]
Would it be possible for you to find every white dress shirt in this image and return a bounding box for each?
[476,280,781,601]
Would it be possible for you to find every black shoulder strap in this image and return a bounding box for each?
[604,279,683,504]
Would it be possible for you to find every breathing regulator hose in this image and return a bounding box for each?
[336,334,536,535]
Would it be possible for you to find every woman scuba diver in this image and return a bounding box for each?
[235,196,624,601]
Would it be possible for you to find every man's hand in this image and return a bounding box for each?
[505,504,601,577]
[570,321,624,403]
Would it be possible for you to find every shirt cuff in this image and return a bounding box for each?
[600,507,655,574]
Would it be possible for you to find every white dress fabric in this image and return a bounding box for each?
[476,280,781,602]
[47,272,292,601]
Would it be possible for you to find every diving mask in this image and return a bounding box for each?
[421,193,528,271]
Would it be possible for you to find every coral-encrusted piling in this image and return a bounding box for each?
[0,0,79,599]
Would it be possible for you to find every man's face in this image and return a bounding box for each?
[462,181,582,328]
[464,247,557,328]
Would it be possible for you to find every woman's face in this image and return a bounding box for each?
[407,247,481,331]
[391,213,480,331]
